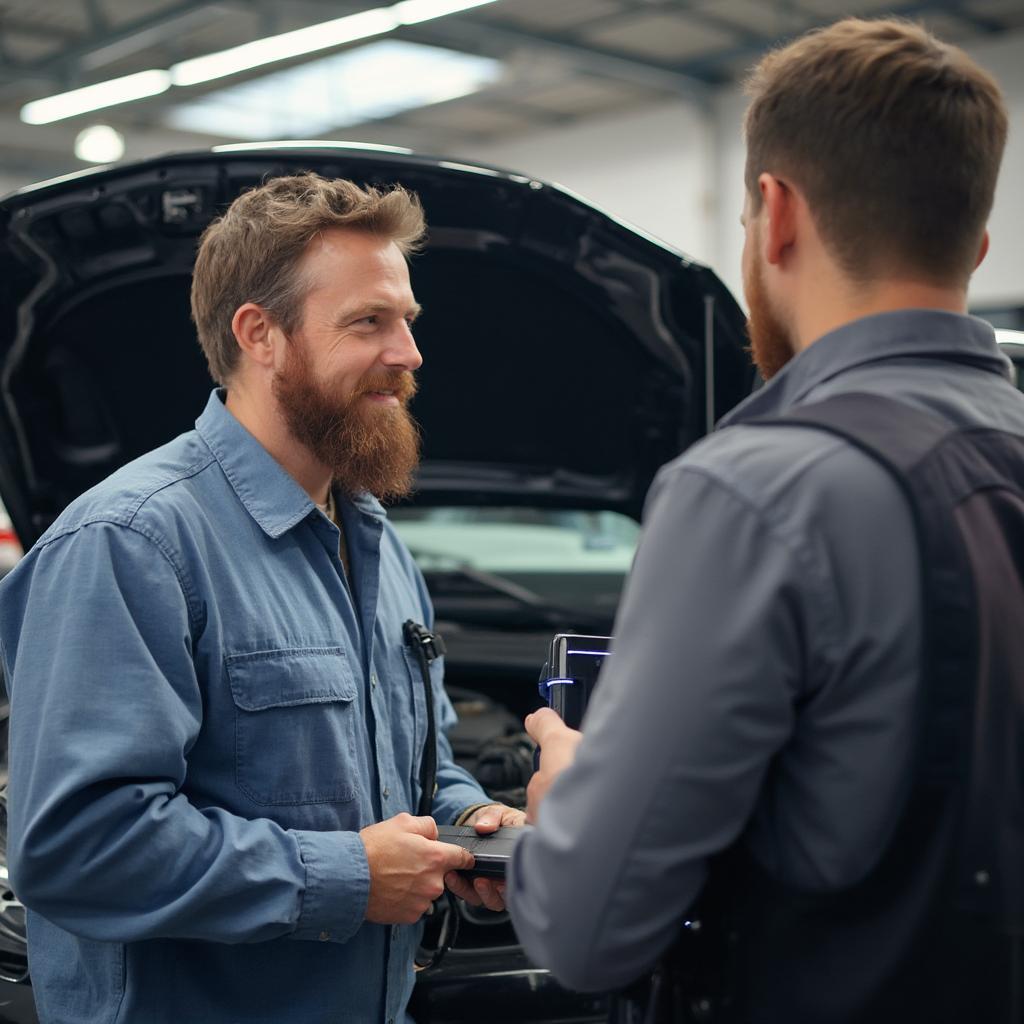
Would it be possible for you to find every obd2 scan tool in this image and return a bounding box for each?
[538,633,613,729]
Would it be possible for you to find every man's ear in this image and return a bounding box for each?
[758,172,798,267]
[231,303,278,370]
[974,230,990,270]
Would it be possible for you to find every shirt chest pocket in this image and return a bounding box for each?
[225,648,360,806]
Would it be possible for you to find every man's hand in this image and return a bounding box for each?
[360,813,475,924]
[524,708,582,824]
[443,803,526,912]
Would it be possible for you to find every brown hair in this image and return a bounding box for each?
[191,172,426,384]
[744,17,1007,285]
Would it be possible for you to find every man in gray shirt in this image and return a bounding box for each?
[506,15,1017,1011]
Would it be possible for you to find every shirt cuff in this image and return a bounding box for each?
[291,829,369,944]
[453,802,495,826]
[433,780,492,827]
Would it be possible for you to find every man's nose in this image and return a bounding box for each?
[382,320,423,372]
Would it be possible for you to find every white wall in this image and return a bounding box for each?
[964,30,1024,308]
[465,27,1024,311]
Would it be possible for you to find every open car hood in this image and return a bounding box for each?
[0,143,754,548]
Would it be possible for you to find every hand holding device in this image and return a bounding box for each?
[537,634,613,730]
[440,803,526,910]
[523,708,583,823]
[360,812,474,925]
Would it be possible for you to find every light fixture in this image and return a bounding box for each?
[74,124,126,163]
[169,7,398,88]
[393,0,501,26]
[21,69,171,125]
[20,0,500,124]
[170,0,500,86]
[166,41,502,140]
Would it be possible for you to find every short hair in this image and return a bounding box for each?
[744,17,1007,286]
[191,173,426,384]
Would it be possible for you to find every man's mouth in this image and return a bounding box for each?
[356,370,417,406]
[363,389,400,404]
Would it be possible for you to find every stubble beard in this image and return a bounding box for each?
[272,335,421,502]
[744,246,795,382]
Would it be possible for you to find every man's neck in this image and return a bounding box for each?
[794,277,969,354]
[224,386,332,505]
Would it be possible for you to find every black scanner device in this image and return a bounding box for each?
[436,825,526,879]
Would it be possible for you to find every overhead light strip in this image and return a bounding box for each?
[170,8,397,87]
[20,0,500,124]
[393,0,501,26]
[21,69,172,125]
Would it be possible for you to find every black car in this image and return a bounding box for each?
[0,144,754,1023]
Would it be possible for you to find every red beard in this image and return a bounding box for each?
[272,338,421,501]
[744,247,795,381]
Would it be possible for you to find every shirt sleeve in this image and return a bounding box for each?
[0,521,369,945]
[506,463,818,991]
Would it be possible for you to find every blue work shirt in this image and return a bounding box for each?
[508,310,1024,991]
[0,389,488,1024]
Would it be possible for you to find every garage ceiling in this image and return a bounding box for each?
[1,0,1021,185]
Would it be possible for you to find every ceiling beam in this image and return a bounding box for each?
[0,0,225,87]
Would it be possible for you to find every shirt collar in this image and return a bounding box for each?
[195,389,387,538]
[719,309,1008,428]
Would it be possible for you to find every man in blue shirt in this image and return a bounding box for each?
[508,17,1017,1020]
[0,173,521,1023]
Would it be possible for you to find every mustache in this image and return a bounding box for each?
[356,370,418,404]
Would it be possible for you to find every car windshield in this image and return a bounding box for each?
[389,506,640,622]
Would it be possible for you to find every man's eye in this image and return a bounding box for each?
[356,316,378,327]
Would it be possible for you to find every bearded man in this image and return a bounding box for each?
[0,173,521,1024]
[509,18,1021,1024]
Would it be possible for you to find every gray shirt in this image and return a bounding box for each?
[506,310,1024,993]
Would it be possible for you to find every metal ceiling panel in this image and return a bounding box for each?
[478,0,627,32]
[521,75,656,115]
[97,0,192,29]
[0,0,92,32]
[1,28,67,60]
[692,0,810,38]
[584,10,739,61]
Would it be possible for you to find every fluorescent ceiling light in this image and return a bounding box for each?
[171,7,397,87]
[74,124,125,163]
[166,41,502,140]
[170,0,499,87]
[20,69,171,125]
[393,0,501,25]
[20,0,502,125]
